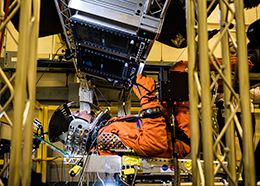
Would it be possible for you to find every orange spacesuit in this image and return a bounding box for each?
[99,74,169,157]
[98,60,191,159]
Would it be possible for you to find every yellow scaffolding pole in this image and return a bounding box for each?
[186,0,256,185]
[219,1,236,185]
[36,105,44,174]
[235,0,256,183]
[186,0,200,185]
[8,0,32,184]
[36,105,54,183]
[21,0,41,185]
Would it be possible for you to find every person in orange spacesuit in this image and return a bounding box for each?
[98,73,170,157]
[65,61,191,159]
[97,60,190,159]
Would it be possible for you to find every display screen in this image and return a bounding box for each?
[105,32,129,52]
[77,24,130,53]
[80,51,126,78]
[78,25,103,45]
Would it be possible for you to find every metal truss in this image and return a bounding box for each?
[0,0,21,129]
[145,0,172,18]
[0,0,41,186]
[53,0,78,70]
[0,1,19,185]
[186,0,255,186]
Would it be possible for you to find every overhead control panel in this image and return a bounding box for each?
[68,0,170,89]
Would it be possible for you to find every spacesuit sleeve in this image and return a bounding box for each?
[133,74,160,110]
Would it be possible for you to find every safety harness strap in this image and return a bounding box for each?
[139,106,162,119]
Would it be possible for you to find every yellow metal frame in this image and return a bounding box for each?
[0,0,42,185]
[36,105,58,183]
[186,0,255,185]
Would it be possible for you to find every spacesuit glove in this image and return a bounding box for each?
[133,74,159,110]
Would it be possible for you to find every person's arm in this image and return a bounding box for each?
[131,74,168,157]
[133,74,159,110]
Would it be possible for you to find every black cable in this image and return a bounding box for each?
[36,43,66,85]
[90,120,107,141]
[123,88,127,116]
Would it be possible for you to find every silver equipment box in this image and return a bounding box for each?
[66,0,170,89]
[68,0,166,41]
